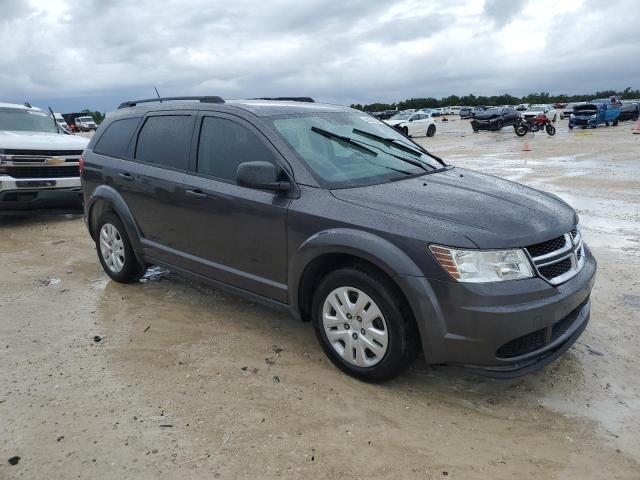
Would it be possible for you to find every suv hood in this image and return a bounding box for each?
[0,131,89,151]
[331,168,576,249]
[384,119,408,126]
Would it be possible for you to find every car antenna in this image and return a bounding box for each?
[47,106,61,133]
[154,87,162,103]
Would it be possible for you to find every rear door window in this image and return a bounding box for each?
[196,116,277,182]
[93,117,140,158]
[135,115,193,170]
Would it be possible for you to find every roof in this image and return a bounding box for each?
[0,102,42,111]
[114,98,352,117]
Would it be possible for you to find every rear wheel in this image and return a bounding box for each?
[426,124,436,137]
[515,123,528,137]
[311,267,418,382]
[95,212,144,283]
[613,119,619,126]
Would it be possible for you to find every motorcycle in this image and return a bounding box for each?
[515,113,556,136]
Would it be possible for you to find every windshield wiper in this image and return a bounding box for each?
[311,126,378,156]
[352,128,446,166]
[352,128,422,156]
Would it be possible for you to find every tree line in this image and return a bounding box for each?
[351,87,640,112]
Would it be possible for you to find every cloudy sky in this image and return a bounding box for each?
[1,0,639,111]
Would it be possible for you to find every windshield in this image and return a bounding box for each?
[389,113,411,120]
[0,108,59,133]
[268,112,443,188]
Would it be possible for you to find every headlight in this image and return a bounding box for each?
[430,245,534,283]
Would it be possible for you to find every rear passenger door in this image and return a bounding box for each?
[178,113,290,302]
[117,111,195,264]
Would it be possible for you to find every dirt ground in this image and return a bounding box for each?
[1,119,639,479]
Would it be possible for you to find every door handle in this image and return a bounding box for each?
[185,189,207,199]
[118,172,134,181]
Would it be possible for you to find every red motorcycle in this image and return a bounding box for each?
[515,114,556,136]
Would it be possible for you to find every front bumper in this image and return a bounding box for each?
[0,175,82,214]
[470,119,500,130]
[397,247,596,378]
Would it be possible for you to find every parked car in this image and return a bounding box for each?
[384,111,437,137]
[0,102,89,214]
[559,102,585,120]
[459,107,473,119]
[521,105,558,123]
[470,106,488,118]
[82,95,595,381]
[618,102,639,121]
[470,107,520,131]
[569,101,620,129]
[441,106,461,115]
[374,110,397,120]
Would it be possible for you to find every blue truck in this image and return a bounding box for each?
[568,98,621,129]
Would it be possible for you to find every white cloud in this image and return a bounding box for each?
[0,0,638,111]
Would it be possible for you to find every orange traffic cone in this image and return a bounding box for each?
[522,139,531,151]
[633,118,640,134]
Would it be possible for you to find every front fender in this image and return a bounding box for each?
[288,228,424,318]
[87,185,143,257]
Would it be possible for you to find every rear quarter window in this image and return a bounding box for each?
[135,115,193,170]
[93,118,141,158]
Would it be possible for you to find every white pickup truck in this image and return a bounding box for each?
[74,116,97,131]
[0,102,89,214]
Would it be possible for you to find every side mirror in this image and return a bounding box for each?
[237,161,290,192]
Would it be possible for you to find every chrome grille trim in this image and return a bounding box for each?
[526,229,585,286]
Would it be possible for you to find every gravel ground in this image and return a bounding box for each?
[1,118,639,479]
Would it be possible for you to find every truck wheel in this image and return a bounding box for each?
[426,125,436,137]
[95,212,144,283]
[311,266,419,382]
[605,122,610,127]
[613,119,618,126]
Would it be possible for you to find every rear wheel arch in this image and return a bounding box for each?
[87,185,144,257]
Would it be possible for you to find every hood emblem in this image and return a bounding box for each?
[47,157,65,165]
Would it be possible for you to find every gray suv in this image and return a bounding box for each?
[82,96,596,381]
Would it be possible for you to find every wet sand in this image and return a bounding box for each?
[1,119,639,479]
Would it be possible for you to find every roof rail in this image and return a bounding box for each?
[253,97,315,103]
[118,96,225,109]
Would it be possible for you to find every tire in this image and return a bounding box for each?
[552,114,557,123]
[495,120,503,131]
[311,266,419,382]
[426,124,436,137]
[402,126,409,136]
[568,124,574,129]
[613,119,618,126]
[95,212,144,283]
[545,124,556,136]
[605,121,610,127]
[515,123,528,137]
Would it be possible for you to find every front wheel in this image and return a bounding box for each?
[545,124,556,136]
[311,267,418,382]
[552,114,557,123]
[613,119,618,126]
[401,126,409,136]
[515,123,528,137]
[95,212,144,283]
[426,124,436,137]
[495,120,503,131]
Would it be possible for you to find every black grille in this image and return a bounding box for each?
[538,257,572,279]
[5,166,79,178]
[1,149,83,156]
[496,328,546,358]
[526,236,566,258]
